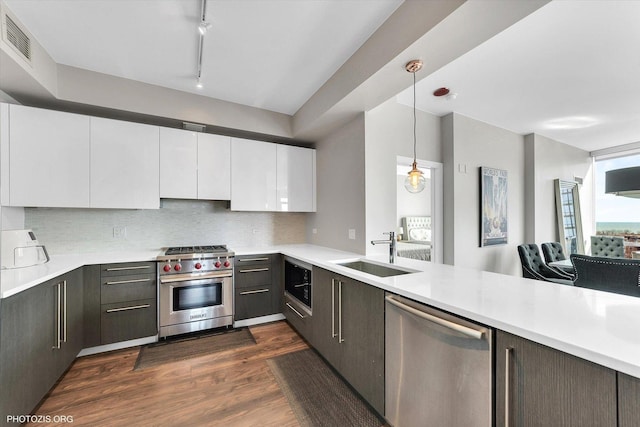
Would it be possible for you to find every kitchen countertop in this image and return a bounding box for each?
[3,243,640,379]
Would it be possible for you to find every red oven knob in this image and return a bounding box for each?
[214,261,222,268]
[195,262,202,270]
[174,264,182,271]
[163,264,171,272]
[223,260,230,267]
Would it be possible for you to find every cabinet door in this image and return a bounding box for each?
[310,267,340,366]
[159,127,197,199]
[619,372,640,427]
[0,279,59,418]
[90,117,160,209]
[55,268,84,373]
[7,104,90,207]
[198,133,231,200]
[231,138,276,211]
[496,331,617,427]
[276,145,316,212]
[339,276,385,414]
[83,265,102,348]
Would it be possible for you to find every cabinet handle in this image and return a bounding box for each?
[105,265,152,271]
[338,280,344,343]
[385,295,485,340]
[106,304,151,313]
[293,283,309,288]
[331,279,337,338]
[62,280,67,344]
[239,268,269,273]
[505,347,513,427]
[105,278,151,285]
[53,282,61,350]
[239,288,269,295]
[285,302,305,319]
[238,257,269,262]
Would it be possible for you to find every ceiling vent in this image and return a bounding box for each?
[2,13,32,64]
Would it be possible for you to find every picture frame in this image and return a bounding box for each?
[480,166,508,246]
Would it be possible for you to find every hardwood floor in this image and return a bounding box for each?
[28,321,309,426]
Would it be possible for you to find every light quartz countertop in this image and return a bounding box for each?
[3,243,640,379]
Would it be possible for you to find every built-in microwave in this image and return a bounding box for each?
[284,257,312,312]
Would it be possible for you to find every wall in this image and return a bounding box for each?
[524,133,594,248]
[364,97,441,257]
[442,113,525,275]
[307,114,366,254]
[24,200,306,254]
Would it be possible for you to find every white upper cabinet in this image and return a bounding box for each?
[231,138,277,211]
[159,129,230,200]
[159,127,198,199]
[90,117,160,209]
[276,144,316,212]
[230,137,316,212]
[2,104,90,208]
[197,133,231,200]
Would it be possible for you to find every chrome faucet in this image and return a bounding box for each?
[371,231,396,264]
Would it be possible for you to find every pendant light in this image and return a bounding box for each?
[404,59,425,193]
[605,166,640,198]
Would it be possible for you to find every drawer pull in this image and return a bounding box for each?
[106,304,151,313]
[239,268,269,273]
[286,302,305,319]
[105,278,151,285]
[105,265,152,272]
[238,257,270,262]
[240,289,270,295]
[293,283,309,288]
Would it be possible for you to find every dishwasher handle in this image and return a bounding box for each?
[385,295,485,340]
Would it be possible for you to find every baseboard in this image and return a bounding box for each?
[234,313,285,328]
[78,335,158,357]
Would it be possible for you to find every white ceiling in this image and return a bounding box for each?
[4,0,403,115]
[4,0,639,152]
[396,0,640,152]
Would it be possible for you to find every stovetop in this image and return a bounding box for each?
[157,245,234,262]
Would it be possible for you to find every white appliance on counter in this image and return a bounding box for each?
[1,229,50,269]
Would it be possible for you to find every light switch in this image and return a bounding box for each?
[348,229,356,240]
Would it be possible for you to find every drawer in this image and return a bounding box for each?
[235,264,272,288]
[235,254,273,266]
[101,298,157,344]
[101,261,156,278]
[101,273,156,304]
[235,284,278,320]
[284,294,311,340]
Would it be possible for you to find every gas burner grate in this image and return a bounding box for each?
[165,245,227,256]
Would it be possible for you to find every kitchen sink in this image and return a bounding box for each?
[336,260,416,277]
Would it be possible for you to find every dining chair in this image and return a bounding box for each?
[571,254,640,297]
[590,236,624,258]
[517,244,574,285]
[541,242,575,279]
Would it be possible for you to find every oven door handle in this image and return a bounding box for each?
[160,271,232,284]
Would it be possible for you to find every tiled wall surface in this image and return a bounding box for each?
[25,200,307,254]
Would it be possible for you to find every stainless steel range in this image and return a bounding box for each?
[157,245,234,338]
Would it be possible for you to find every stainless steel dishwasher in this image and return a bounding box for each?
[385,293,493,427]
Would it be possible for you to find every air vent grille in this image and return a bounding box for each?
[4,14,31,61]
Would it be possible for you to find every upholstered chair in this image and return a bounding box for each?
[517,244,574,285]
[571,254,640,297]
[541,242,575,279]
[590,236,624,258]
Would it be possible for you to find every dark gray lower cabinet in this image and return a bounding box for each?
[234,254,282,321]
[619,372,640,426]
[310,267,385,415]
[496,331,617,427]
[0,268,83,425]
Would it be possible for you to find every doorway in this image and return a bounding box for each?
[396,156,443,263]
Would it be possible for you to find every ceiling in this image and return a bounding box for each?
[396,0,640,153]
[3,0,403,115]
[3,0,638,153]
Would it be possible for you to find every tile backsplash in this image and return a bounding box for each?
[25,199,307,254]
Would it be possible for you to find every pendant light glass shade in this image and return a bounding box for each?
[405,161,426,193]
[404,59,425,193]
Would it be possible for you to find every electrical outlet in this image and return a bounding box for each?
[312,228,317,234]
[113,226,126,239]
[348,229,356,240]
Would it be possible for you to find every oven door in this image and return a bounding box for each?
[284,260,312,309]
[159,272,233,328]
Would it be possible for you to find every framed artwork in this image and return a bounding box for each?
[480,167,508,246]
